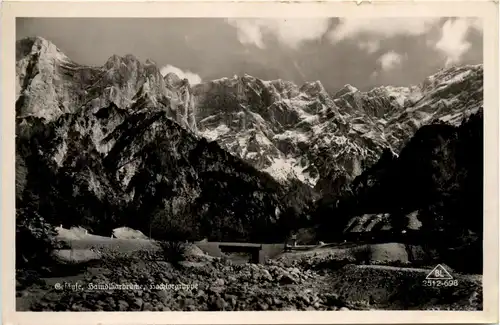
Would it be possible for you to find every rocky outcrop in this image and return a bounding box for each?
[191,74,380,189]
[313,111,483,257]
[16,37,483,198]
[384,65,483,150]
[190,65,483,195]
[16,37,197,133]
[15,37,483,248]
[333,84,422,118]
[16,103,309,242]
[16,37,100,120]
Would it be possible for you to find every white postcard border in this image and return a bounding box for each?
[1,1,498,324]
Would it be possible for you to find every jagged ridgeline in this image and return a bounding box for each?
[314,111,483,234]
[312,111,483,272]
[16,36,483,246]
[15,37,313,242]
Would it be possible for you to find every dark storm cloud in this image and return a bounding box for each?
[16,17,483,93]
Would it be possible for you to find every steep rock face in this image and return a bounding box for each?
[15,37,316,242]
[384,65,483,149]
[313,111,483,251]
[333,84,422,118]
[190,65,482,196]
[16,37,197,133]
[16,37,101,120]
[102,109,293,241]
[15,37,483,246]
[192,74,380,189]
[16,37,483,198]
[16,106,308,242]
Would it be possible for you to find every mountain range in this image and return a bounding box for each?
[15,36,483,246]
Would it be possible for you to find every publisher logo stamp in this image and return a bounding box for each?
[422,264,458,287]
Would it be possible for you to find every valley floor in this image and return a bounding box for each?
[16,237,482,312]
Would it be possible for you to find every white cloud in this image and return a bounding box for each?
[160,64,202,85]
[434,18,480,67]
[226,18,330,49]
[329,18,440,43]
[377,51,404,71]
[358,40,380,54]
[227,19,265,48]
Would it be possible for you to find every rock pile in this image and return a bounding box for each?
[23,257,350,311]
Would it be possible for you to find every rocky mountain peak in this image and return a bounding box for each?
[16,36,71,62]
[104,54,122,66]
[420,64,482,92]
[164,72,185,89]
[190,64,482,190]
[300,80,327,97]
[144,58,157,66]
[103,53,141,70]
[333,84,359,99]
[15,35,484,299]
[15,38,483,194]
[16,37,87,120]
[15,39,198,134]
[242,73,256,80]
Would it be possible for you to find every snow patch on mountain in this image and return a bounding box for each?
[15,37,483,193]
[263,157,318,186]
[274,130,309,143]
[200,124,231,141]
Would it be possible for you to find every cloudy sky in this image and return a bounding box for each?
[16,17,482,93]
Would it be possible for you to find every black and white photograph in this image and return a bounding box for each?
[5,2,498,321]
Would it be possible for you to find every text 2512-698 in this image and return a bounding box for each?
[422,279,459,287]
